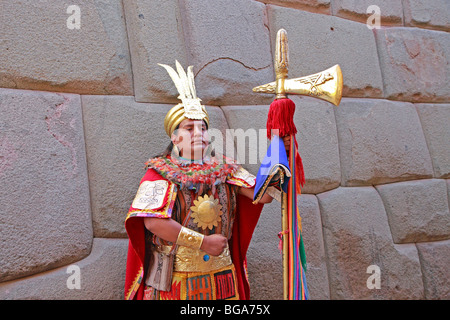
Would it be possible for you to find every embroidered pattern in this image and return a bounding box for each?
[214,269,236,300]
[125,267,143,300]
[187,275,212,300]
[127,183,177,219]
[143,286,157,300]
[146,154,239,190]
[132,180,169,210]
[160,281,181,300]
[232,166,256,186]
[144,265,239,300]
[226,166,256,188]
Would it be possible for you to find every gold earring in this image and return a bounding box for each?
[172,144,180,157]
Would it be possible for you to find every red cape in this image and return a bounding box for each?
[124,169,264,300]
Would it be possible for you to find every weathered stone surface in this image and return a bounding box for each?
[256,0,331,14]
[416,104,450,178]
[122,0,188,103]
[332,0,403,25]
[403,0,450,32]
[221,99,341,194]
[335,98,433,186]
[0,0,133,95]
[416,240,450,299]
[247,200,283,300]
[0,89,92,282]
[291,96,341,194]
[124,0,275,106]
[82,95,229,237]
[297,194,330,299]
[221,105,271,176]
[374,27,450,102]
[267,5,383,98]
[179,0,274,106]
[317,187,424,299]
[376,179,450,244]
[0,238,128,300]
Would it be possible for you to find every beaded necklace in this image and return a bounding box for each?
[145,154,238,190]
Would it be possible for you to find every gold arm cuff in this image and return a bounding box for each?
[176,226,204,250]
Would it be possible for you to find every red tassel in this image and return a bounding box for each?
[266,98,305,188]
[294,139,305,189]
[266,98,297,139]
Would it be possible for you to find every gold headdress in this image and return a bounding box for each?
[160,61,209,136]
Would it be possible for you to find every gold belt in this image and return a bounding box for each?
[157,243,232,273]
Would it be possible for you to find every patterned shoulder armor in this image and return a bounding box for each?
[127,169,177,219]
[226,166,256,188]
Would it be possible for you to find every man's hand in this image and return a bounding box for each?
[201,234,227,256]
[144,217,228,256]
[282,135,291,157]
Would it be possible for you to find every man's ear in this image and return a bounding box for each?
[171,132,178,145]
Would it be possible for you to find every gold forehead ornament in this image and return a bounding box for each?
[159,60,210,137]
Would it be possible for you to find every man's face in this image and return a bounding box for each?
[172,119,209,160]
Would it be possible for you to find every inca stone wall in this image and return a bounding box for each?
[1,0,449,300]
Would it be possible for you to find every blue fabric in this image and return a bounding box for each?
[253,135,291,201]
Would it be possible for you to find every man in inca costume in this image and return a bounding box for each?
[124,61,285,300]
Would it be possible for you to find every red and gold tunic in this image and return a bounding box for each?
[124,154,264,300]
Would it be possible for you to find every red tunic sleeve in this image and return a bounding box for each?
[124,169,176,300]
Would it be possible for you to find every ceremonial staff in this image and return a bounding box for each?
[252,29,343,300]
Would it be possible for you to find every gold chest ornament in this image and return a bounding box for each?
[190,194,223,230]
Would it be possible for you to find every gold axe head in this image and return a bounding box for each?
[253,29,343,106]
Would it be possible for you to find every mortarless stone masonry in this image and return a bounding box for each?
[0,0,449,300]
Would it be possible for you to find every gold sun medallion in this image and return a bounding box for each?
[190,194,223,230]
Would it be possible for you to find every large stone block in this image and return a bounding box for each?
[416,103,450,178]
[0,89,92,282]
[179,0,274,106]
[317,187,424,299]
[0,238,128,299]
[331,0,403,25]
[374,27,450,103]
[267,5,384,98]
[122,0,188,103]
[376,179,450,244]
[0,0,133,95]
[335,98,433,186]
[221,99,341,194]
[82,96,229,237]
[416,240,450,299]
[403,0,450,32]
